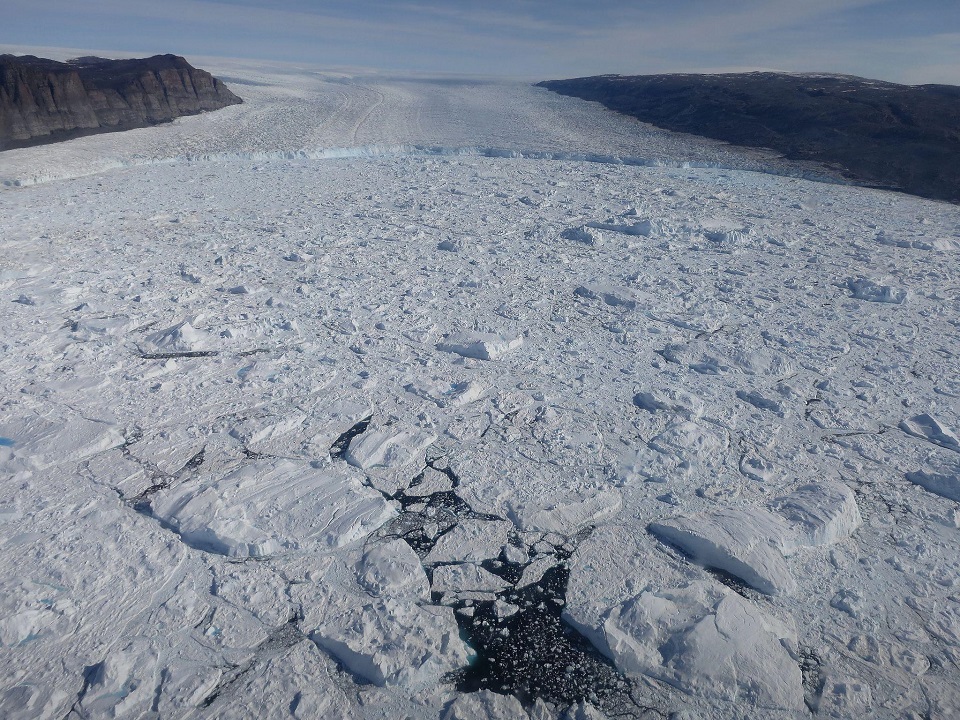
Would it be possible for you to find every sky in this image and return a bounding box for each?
[3,0,959,84]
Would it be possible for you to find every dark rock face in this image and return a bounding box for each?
[0,54,242,150]
[537,73,960,202]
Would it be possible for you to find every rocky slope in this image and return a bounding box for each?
[537,73,960,202]
[0,54,241,149]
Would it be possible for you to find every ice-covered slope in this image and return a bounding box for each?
[1,58,959,720]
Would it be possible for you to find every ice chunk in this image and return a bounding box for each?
[650,421,725,456]
[357,539,430,600]
[907,456,960,502]
[203,641,356,719]
[425,519,513,563]
[589,219,656,236]
[847,277,908,304]
[72,315,138,339]
[126,425,205,475]
[816,675,874,718]
[437,331,523,360]
[563,525,688,654]
[770,481,862,548]
[622,420,726,484]
[442,689,529,719]
[151,459,394,557]
[432,563,511,595]
[0,413,124,472]
[516,555,555,589]
[704,228,750,245]
[145,317,212,351]
[900,413,960,452]
[651,483,862,595]
[405,378,485,408]
[603,583,804,710]
[444,380,486,407]
[344,424,436,470]
[511,490,622,533]
[633,387,704,419]
[231,410,308,456]
[649,508,798,595]
[736,388,784,415]
[312,599,470,689]
[212,564,292,626]
[493,600,519,618]
[77,638,159,717]
[404,467,454,497]
[574,283,640,309]
[561,225,602,245]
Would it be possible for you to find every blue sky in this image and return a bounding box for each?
[4,0,959,83]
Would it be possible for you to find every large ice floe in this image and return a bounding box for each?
[2,52,960,719]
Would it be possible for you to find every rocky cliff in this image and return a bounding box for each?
[538,73,960,203]
[0,54,242,149]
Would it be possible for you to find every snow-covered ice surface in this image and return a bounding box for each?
[2,58,960,719]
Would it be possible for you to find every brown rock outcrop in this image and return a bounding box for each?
[0,54,242,149]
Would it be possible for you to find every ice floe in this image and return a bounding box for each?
[151,459,394,557]
[312,599,470,689]
[650,481,862,595]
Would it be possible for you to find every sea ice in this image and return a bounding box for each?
[2,58,958,719]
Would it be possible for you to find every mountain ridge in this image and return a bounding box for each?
[537,72,960,202]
